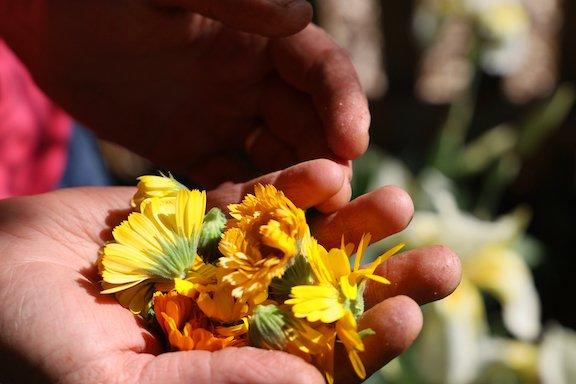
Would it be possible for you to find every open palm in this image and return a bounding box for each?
[0,161,460,383]
[1,0,369,187]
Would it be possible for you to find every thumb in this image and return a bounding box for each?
[136,347,325,384]
[153,0,312,37]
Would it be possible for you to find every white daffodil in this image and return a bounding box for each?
[403,170,541,341]
[479,337,539,382]
[400,174,540,383]
[470,0,531,75]
[415,0,531,76]
[539,324,576,384]
[359,152,542,384]
[414,279,486,384]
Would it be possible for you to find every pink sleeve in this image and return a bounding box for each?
[0,39,72,199]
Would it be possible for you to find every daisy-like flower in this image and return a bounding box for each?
[131,174,187,209]
[154,291,243,351]
[219,184,309,302]
[196,282,252,323]
[285,235,404,381]
[99,189,206,313]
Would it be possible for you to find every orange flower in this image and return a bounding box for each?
[154,291,244,351]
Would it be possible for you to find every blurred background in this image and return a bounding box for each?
[310,0,576,383]
[1,0,574,383]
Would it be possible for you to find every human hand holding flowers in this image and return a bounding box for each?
[0,160,460,383]
[0,0,368,188]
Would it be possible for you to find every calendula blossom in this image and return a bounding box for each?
[196,282,252,323]
[219,184,309,302]
[131,174,187,209]
[100,174,405,382]
[99,189,206,313]
[286,235,404,380]
[154,291,243,351]
[287,235,403,322]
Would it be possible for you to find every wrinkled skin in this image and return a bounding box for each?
[0,0,369,188]
[0,160,461,384]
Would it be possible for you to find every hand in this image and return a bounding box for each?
[0,160,460,383]
[0,0,369,188]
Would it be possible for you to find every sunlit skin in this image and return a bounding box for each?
[0,159,461,383]
[0,0,369,190]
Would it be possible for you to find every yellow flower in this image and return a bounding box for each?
[196,282,252,323]
[131,174,187,209]
[227,184,308,240]
[285,235,404,381]
[154,291,243,351]
[168,261,219,298]
[287,235,403,322]
[219,184,309,302]
[100,189,206,313]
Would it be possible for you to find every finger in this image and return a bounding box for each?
[270,24,370,160]
[153,0,312,37]
[334,296,423,383]
[135,347,324,384]
[364,246,462,309]
[315,180,352,214]
[207,159,348,211]
[310,186,414,248]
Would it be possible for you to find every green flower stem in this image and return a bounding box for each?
[431,35,482,176]
[517,83,575,157]
[475,153,521,217]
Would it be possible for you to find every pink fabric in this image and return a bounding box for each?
[0,39,71,199]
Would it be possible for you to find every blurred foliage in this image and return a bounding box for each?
[342,0,575,382]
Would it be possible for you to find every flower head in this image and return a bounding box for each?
[285,235,403,381]
[154,291,243,351]
[196,282,252,323]
[100,189,206,313]
[219,184,309,302]
[287,235,403,323]
[131,174,187,209]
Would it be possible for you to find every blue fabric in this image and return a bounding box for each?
[59,123,112,187]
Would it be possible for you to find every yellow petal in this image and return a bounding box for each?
[326,248,351,281]
[339,276,358,301]
[174,278,197,298]
[353,233,371,272]
[176,189,206,240]
[348,350,366,380]
[287,285,345,323]
[362,274,391,285]
[369,243,405,272]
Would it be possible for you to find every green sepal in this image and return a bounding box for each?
[270,253,314,299]
[348,281,367,319]
[143,297,156,321]
[249,305,292,350]
[198,207,227,263]
[358,328,376,338]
